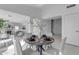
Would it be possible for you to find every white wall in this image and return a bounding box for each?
[42,4,79,41]
[0,9,31,33]
[62,13,79,46]
[0,9,30,23]
[0,4,42,19]
[42,4,79,19]
[41,18,61,36]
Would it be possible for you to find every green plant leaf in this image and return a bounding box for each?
[0,18,6,29]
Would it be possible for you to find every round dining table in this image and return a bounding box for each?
[25,37,54,55]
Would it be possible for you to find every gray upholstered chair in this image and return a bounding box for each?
[59,37,67,55]
[12,35,36,55]
[43,37,67,55]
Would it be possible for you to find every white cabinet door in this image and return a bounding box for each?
[62,13,79,46]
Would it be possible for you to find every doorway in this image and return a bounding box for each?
[51,16,62,49]
[51,16,62,36]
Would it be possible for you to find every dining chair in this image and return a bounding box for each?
[25,35,39,50]
[41,34,54,50]
[44,37,67,55]
[12,35,36,55]
[12,35,22,55]
[59,37,67,55]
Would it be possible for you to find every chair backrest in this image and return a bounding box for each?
[12,35,22,55]
[45,33,53,37]
[59,37,67,54]
[25,33,32,38]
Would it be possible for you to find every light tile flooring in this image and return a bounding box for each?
[52,35,61,49]
[1,34,79,55]
[22,34,61,55]
[45,35,79,55]
[63,44,79,55]
[30,35,79,55]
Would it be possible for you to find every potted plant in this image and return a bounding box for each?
[0,18,6,29]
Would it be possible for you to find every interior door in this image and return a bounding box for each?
[63,13,79,46]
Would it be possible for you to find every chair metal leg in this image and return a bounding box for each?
[39,45,43,55]
[43,45,48,50]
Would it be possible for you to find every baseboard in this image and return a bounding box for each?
[66,43,79,47]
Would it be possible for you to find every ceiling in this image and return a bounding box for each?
[0,4,42,18]
[0,4,77,19]
[25,4,45,7]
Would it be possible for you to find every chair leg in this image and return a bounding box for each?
[30,45,33,49]
[26,44,31,48]
[58,51,63,55]
[44,45,48,50]
[47,44,52,48]
[43,45,52,50]
[50,44,53,48]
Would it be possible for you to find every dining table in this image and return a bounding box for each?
[25,37,54,55]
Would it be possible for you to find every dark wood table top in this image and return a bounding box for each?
[25,37,54,45]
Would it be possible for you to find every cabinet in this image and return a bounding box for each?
[62,13,79,46]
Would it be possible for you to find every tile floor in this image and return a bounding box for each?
[45,35,79,55]
[30,35,79,55]
[1,34,79,55]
